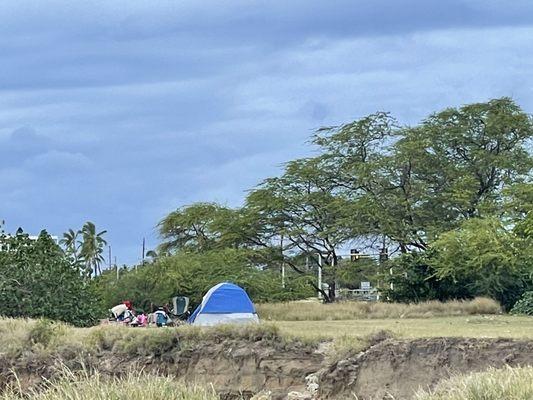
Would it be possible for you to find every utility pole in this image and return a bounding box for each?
[115,256,119,281]
[280,234,285,288]
[332,255,337,300]
[140,237,146,269]
[108,245,112,270]
[318,253,323,299]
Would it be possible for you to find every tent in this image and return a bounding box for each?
[188,282,259,326]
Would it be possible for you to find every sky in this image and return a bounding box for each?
[1,1,533,265]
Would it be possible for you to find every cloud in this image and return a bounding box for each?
[0,1,532,263]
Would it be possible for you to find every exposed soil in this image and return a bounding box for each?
[1,336,533,399]
[319,337,533,399]
[0,338,323,400]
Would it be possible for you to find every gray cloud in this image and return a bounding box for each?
[0,1,532,263]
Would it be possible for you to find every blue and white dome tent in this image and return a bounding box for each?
[188,282,259,326]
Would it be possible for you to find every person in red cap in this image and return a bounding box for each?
[109,300,133,322]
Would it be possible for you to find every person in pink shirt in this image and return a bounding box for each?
[136,312,148,327]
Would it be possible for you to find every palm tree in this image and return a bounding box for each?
[80,222,107,277]
[60,228,82,262]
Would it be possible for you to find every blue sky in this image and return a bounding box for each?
[1,1,533,265]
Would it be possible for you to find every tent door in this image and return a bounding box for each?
[172,296,190,318]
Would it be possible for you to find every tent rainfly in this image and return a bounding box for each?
[188,282,259,326]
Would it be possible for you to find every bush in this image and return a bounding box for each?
[510,291,533,315]
[0,231,99,326]
[93,248,314,314]
[382,219,532,310]
[382,250,471,304]
[415,366,533,400]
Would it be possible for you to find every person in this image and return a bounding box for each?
[154,306,170,327]
[123,308,136,325]
[136,311,148,327]
[110,303,128,321]
[110,300,134,321]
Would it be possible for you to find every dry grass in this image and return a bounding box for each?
[273,315,533,341]
[327,329,395,363]
[0,369,218,400]
[256,297,501,321]
[0,317,286,360]
[415,366,533,400]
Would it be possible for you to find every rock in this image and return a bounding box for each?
[286,391,313,400]
[251,390,272,400]
[305,373,319,394]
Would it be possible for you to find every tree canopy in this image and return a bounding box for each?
[104,98,533,308]
[0,229,99,326]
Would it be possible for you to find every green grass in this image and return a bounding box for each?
[257,297,502,321]
[415,366,533,400]
[273,315,533,341]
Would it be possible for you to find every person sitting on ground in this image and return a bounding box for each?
[130,310,147,327]
[123,308,136,325]
[136,311,148,327]
[154,306,170,327]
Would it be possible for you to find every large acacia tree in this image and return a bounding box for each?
[155,98,533,303]
[314,98,533,253]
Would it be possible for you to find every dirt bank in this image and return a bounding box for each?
[0,335,322,400]
[1,332,533,399]
[319,337,533,399]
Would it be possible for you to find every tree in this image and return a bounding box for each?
[159,203,230,253]
[245,157,357,301]
[431,218,529,309]
[383,249,468,303]
[158,202,269,254]
[314,98,533,253]
[0,229,98,326]
[153,98,533,304]
[60,228,82,263]
[80,222,107,276]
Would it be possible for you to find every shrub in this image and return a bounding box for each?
[510,291,533,315]
[415,366,533,400]
[28,319,62,347]
[93,248,314,314]
[382,250,470,304]
[383,219,532,310]
[0,231,99,326]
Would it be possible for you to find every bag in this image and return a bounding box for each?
[156,312,167,326]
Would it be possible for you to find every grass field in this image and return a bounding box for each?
[273,315,533,341]
[256,298,533,342]
[256,297,502,321]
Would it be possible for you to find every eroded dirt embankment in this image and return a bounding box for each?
[1,335,533,399]
[0,335,322,400]
[319,337,533,399]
